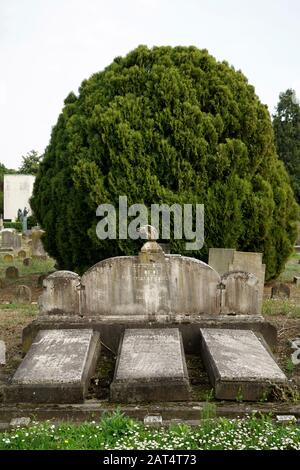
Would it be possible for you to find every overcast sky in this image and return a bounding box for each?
[1,0,299,169]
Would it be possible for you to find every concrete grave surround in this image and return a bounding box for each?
[6,329,100,403]
[110,328,190,402]
[200,328,287,400]
[208,248,265,313]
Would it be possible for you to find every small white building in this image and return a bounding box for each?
[4,174,35,221]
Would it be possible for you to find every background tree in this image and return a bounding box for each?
[273,89,300,203]
[19,150,42,175]
[31,45,299,279]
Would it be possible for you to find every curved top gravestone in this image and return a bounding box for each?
[81,241,221,317]
[38,242,260,318]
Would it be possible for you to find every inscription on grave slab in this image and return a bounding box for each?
[7,329,100,403]
[110,328,190,402]
[200,328,287,400]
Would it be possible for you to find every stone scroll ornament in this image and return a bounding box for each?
[137,225,159,240]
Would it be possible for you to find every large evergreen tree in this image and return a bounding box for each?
[31,46,298,279]
[273,89,300,203]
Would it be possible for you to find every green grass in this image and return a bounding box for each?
[262,299,300,318]
[278,251,300,282]
[0,256,55,278]
[0,412,300,450]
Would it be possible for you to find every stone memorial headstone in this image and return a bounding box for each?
[17,250,27,259]
[23,257,32,267]
[14,285,32,304]
[220,271,259,315]
[209,248,265,313]
[39,271,81,315]
[3,254,13,263]
[7,329,100,403]
[5,266,19,280]
[271,283,290,299]
[1,229,21,250]
[31,228,47,258]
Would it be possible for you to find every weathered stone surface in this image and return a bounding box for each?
[208,248,235,277]
[14,285,32,304]
[81,243,221,317]
[6,329,100,403]
[37,273,48,287]
[220,271,259,315]
[10,417,31,428]
[31,228,47,257]
[23,257,32,266]
[3,254,14,263]
[0,341,6,365]
[200,328,287,400]
[110,328,190,402]
[18,250,27,259]
[39,271,81,315]
[5,266,19,279]
[293,276,300,286]
[144,415,163,427]
[271,283,290,299]
[1,229,21,250]
[208,248,265,313]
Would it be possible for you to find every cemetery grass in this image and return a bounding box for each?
[0,412,300,450]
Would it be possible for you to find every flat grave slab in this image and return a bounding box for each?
[200,328,287,400]
[110,328,190,402]
[6,329,100,403]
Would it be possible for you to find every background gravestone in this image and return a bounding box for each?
[220,271,259,315]
[18,250,27,259]
[23,257,32,267]
[271,283,290,299]
[5,266,19,280]
[31,228,47,258]
[39,271,81,315]
[3,254,14,263]
[208,248,265,313]
[1,229,21,250]
[0,340,6,365]
[14,285,32,304]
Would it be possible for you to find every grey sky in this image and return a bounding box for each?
[1,0,299,169]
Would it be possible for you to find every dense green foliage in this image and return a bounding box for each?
[1,413,300,450]
[31,45,298,278]
[18,150,42,175]
[3,221,22,231]
[273,89,300,203]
